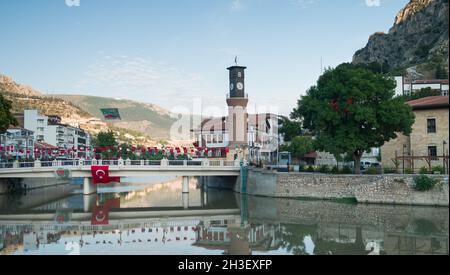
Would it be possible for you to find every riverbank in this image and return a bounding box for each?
[233,168,449,207]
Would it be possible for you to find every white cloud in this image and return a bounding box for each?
[231,0,245,12]
[76,55,224,113]
[290,0,320,8]
[365,0,381,7]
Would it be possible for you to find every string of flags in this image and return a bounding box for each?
[0,146,230,156]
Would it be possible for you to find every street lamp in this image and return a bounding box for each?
[402,144,407,174]
[444,140,447,174]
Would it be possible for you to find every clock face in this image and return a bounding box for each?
[237,82,244,90]
[230,83,234,91]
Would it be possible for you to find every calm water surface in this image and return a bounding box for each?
[0,177,448,255]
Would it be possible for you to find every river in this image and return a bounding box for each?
[0,177,448,255]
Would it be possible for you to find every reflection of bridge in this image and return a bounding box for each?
[0,159,240,195]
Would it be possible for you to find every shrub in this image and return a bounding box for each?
[366,167,379,175]
[306,166,315,173]
[383,167,397,174]
[414,175,437,191]
[341,166,353,174]
[331,166,340,174]
[419,167,430,175]
[432,166,445,175]
[404,168,414,174]
[319,165,330,174]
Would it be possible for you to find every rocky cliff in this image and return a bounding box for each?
[0,73,42,97]
[353,0,449,78]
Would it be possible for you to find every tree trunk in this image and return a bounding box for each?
[353,152,363,174]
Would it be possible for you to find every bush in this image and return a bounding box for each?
[404,168,414,174]
[341,166,353,174]
[366,167,380,175]
[331,166,340,174]
[419,167,430,175]
[414,175,437,191]
[383,167,397,174]
[306,166,315,173]
[319,165,330,174]
[432,166,445,175]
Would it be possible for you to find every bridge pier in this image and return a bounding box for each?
[83,194,97,213]
[182,193,189,209]
[83,177,98,195]
[182,176,189,194]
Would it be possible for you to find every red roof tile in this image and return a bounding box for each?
[407,96,449,110]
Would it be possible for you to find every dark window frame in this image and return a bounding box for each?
[427,118,437,134]
[428,146,438,160]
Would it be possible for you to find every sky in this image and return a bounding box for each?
[0,0,409,116]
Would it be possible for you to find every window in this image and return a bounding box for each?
[443,90,449,96]
[207,135,212,143]
[238,72,242,78]
[428,146,438,160]
[427,118,437,133]
[213,135,217,143]
[218,134,223,143]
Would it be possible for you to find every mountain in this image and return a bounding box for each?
[353,0,449,78]
[0,73,162,145]
[0,74,42,97]
[54,95,177,140]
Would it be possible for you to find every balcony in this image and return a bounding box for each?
[227,93,248,99]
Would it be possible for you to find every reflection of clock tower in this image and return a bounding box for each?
[226,65,249,148]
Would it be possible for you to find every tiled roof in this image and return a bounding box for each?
[34,142,58,150]
[405,79,449,85]
[407,96,449,110]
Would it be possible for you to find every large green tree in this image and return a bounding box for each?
[278,116,303,142]
[92,131,117,148]
[0,94,18,132]
[292,63,415,174]
[281,136,314,162]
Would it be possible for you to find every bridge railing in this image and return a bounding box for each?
[0,159,241,170]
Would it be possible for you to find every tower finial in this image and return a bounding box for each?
[235,56,238,66]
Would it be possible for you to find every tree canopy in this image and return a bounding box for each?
[0,94,18,133]
[291,63,415,173]
[281,136,314,161]
[92,131,117,148]
[278,116,303,142]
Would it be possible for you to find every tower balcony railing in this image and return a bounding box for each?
[227,93,249,99]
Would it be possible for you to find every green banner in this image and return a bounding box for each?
[101,108,122,120]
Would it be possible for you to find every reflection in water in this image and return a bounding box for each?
[0,177,448,255]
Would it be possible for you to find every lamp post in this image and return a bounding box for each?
[402,144,407,174]
[444,140,447,174]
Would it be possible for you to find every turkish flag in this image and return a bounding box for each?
[91,205,109,225]
[91,166,121,184]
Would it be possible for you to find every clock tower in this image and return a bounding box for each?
[226,65,249,148]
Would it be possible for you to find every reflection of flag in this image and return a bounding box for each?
[104,198,121,209]
[91,166,121,184]
[91,205,109,225]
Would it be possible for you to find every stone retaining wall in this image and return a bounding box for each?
[237,168,449,206]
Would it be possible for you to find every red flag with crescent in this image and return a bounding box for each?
[91,205,110,225]
[91,166,121,184]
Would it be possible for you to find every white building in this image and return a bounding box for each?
[23,110,91,154]
[395,77,449,97]
[0,127,35,159]
[193,113,279,162]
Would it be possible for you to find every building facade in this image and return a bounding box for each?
[381,96,449,172]
[395,77,449,97]
[23,110,91,154]
[0,127,34,159]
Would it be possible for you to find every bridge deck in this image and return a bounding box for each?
[0,160,241,178]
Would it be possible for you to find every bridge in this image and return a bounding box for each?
[0,159,241,195]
